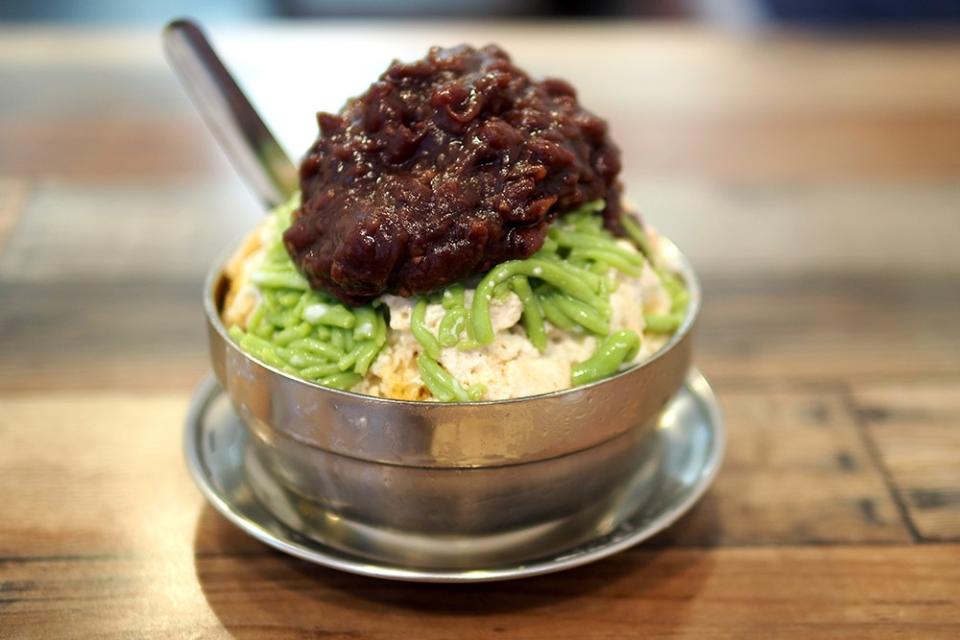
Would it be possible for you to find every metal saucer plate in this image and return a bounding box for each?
[184,369,725,583]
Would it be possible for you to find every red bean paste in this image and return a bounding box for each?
[283,44,624,305]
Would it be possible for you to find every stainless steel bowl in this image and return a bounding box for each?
[204,237,700,569]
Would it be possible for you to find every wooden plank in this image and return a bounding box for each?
[0,178,263,393]
[0,180,260,283]
[0,65,230,180]
[635,181,960,277]
[697,274,960,384]
[0,385,951,640]
[8,25,960,115]
[0,389,907,560]
[0,177,29,252]
[1,545,958,639]
[0,395,205,558]
[656,390,910,546]
[852,382,960,541]
[617,112,960,182]
[0,280,208,393]
[0,118,230,180]
[3,28,960,182]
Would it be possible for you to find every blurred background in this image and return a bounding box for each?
[3,0,960,26]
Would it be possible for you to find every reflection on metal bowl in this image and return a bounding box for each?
[204,235,700,569]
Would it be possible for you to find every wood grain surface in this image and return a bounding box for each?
[1,22,958,639]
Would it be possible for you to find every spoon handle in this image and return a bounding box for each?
[163,19,298,209]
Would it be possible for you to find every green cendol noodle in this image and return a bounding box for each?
[226,193,689,400]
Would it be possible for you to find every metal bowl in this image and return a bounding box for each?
[204,236,700,569]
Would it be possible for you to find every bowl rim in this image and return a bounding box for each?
[204,227,701,407]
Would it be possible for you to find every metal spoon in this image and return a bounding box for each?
[163,18,298,209]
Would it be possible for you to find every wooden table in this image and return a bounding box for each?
[1,22,959,638]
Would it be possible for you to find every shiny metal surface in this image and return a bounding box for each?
[202,235,701,556]
[184,370,724,582]
[205,236,699,466]
[244,414,662,564]
[163,19,297,209]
